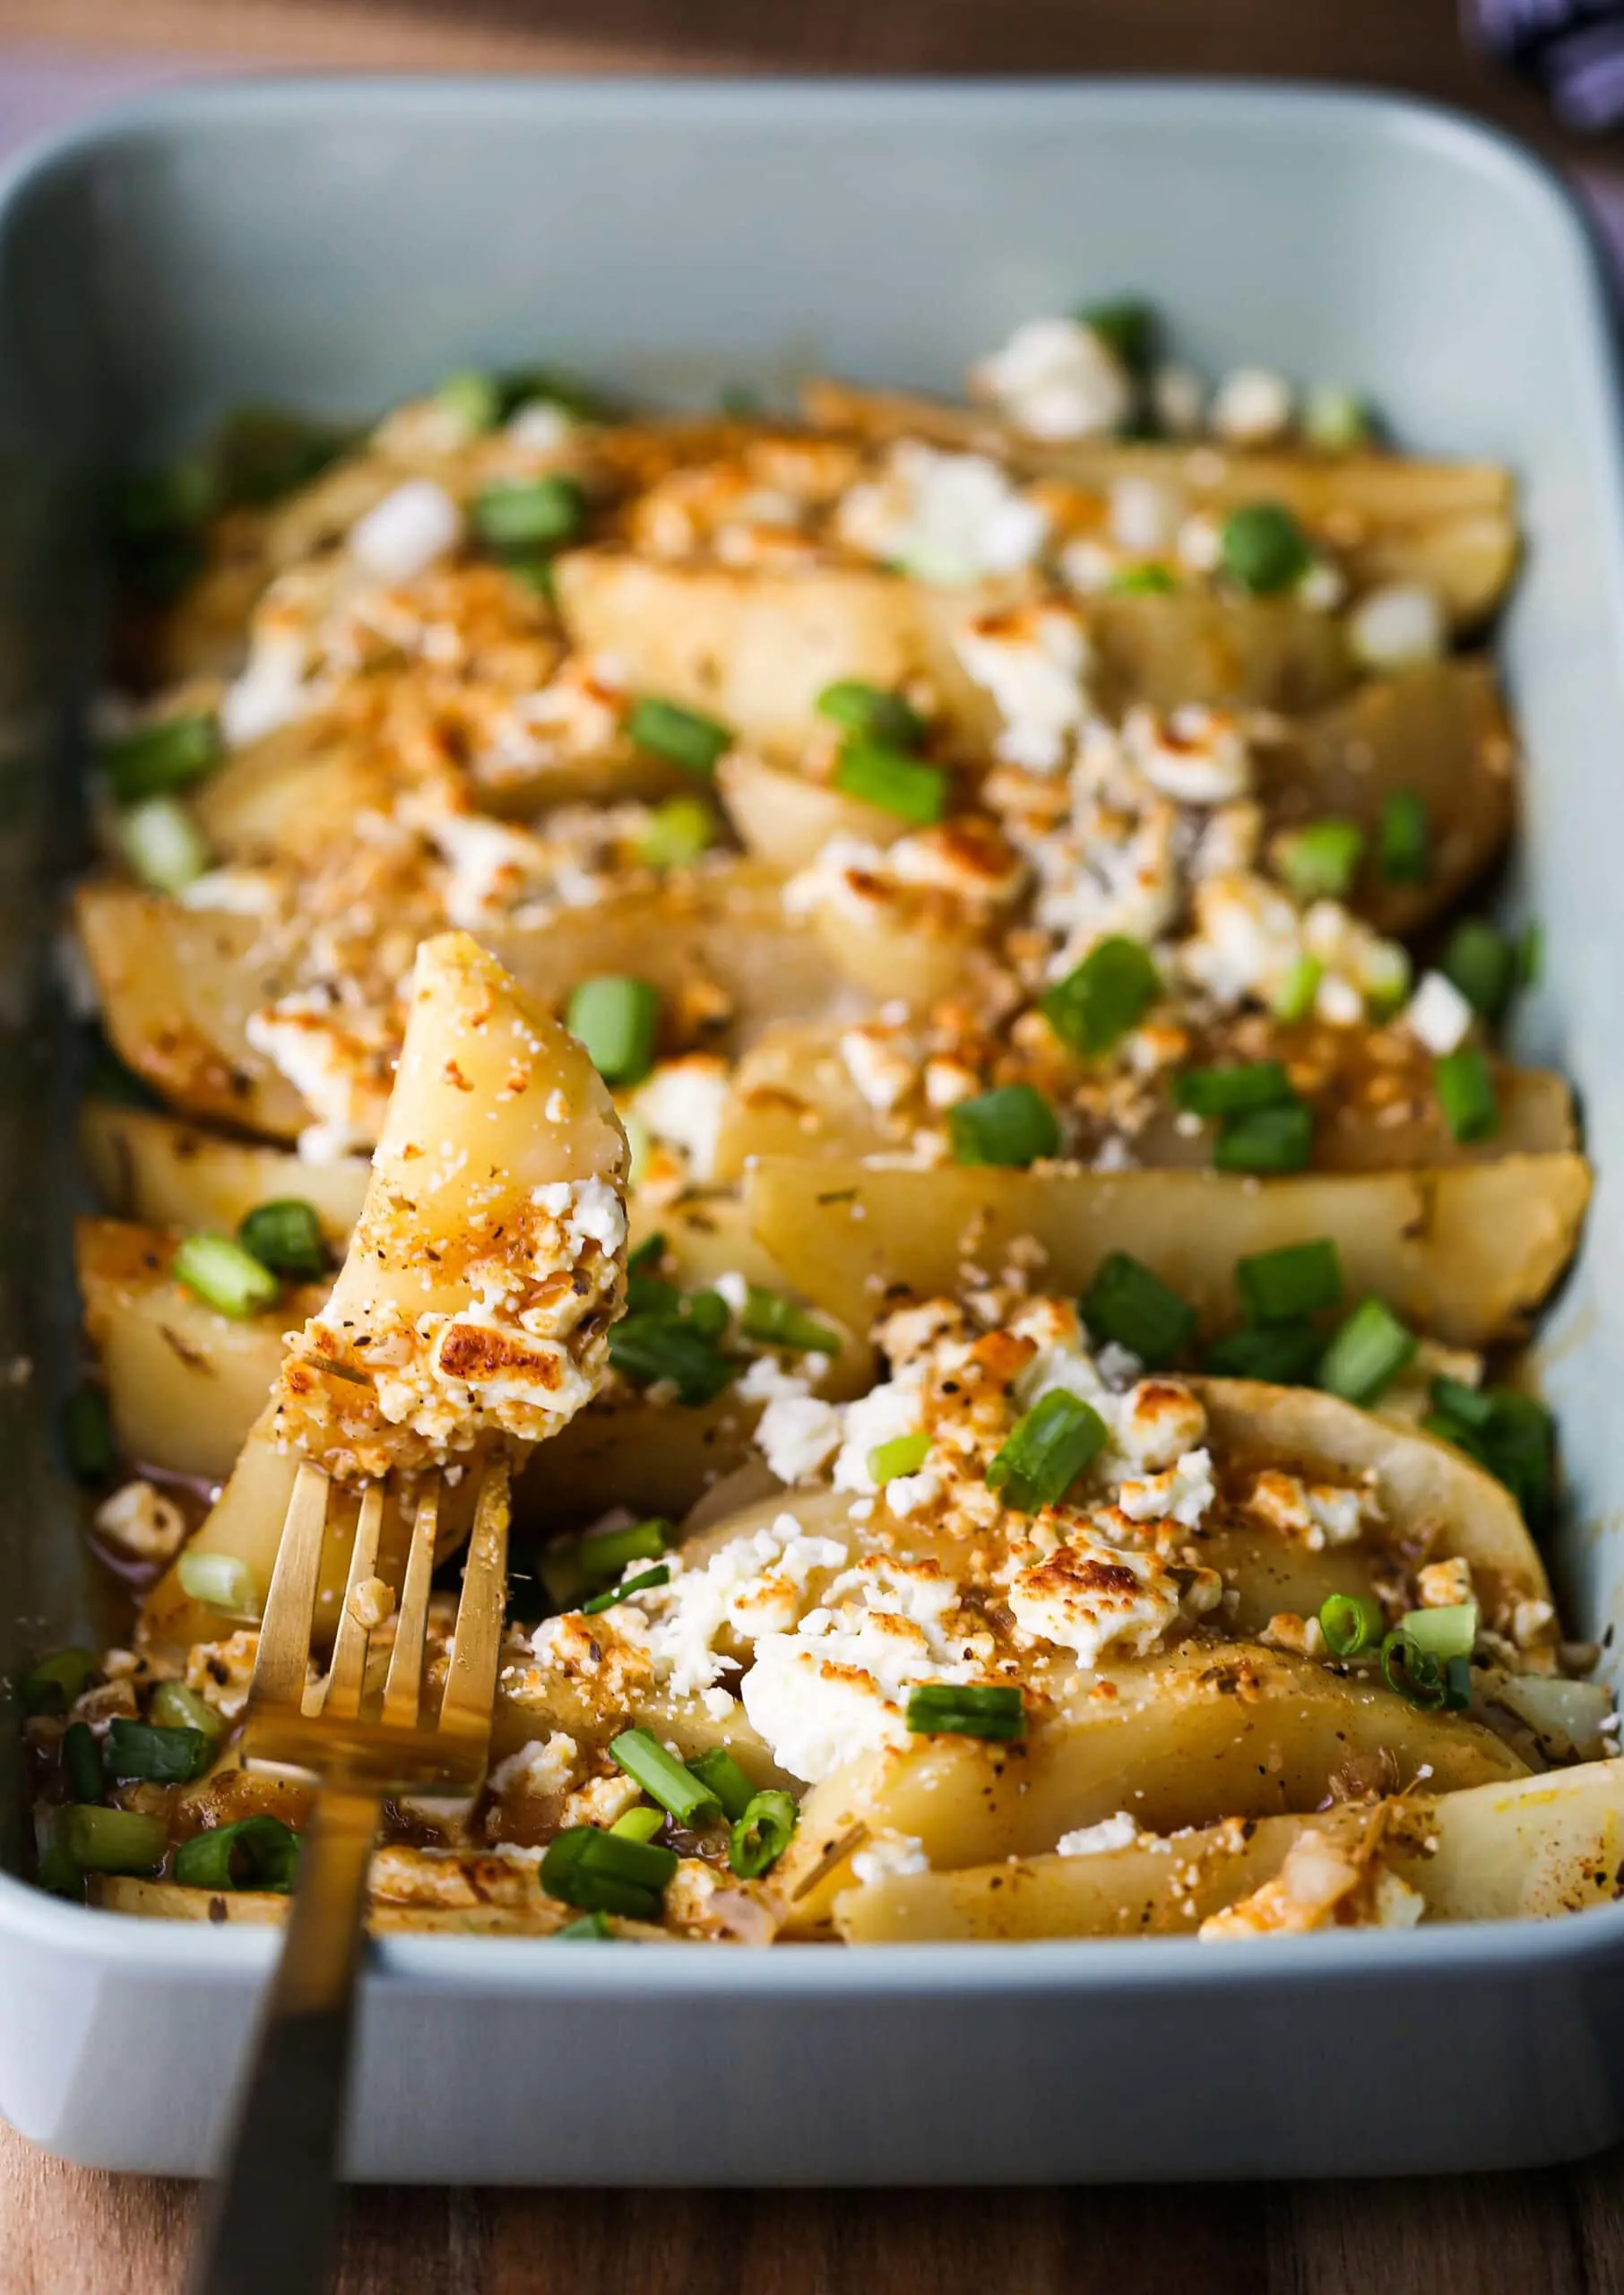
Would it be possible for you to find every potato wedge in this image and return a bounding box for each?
[773,1641,1527,1930]
[717,751,907,874]
[834,1762,1624,1941]
[80,1100,369,1244]
[802,377,1517,628]
[91,1874,581,1936]
[745,1153,1592,1349]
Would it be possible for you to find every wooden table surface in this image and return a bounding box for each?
[5,2,1624,2288]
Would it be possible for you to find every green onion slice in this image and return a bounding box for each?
[176,1550,263,1620]
[1220,502,1313,595]
[173,1815,301,1892]
[541,1518,671,1611]
[149,1681,224,1740]
[1081,1251,1195,1368]
[636,794,717,870]
[608,1727,721,1826]
[987,1390,1108,1513]
[102,1717,214,1786]
[1516,922,1543,988]
[1202,1320,1323,1385]
[1379,1632,1448,1713]
[172,1233,280,1320]
[63,1720,104,1806]
[1041,937,1161,1059]
[1317,1592,1385,1659]
[1078,298,1156,377]
[833,740,949,827]
[540,1824,678,1918]
[1398,1601,1479,1661]
[687,1748,758,1824]
[100,713,221,805]
[607,1314,735,1407]
[1424,1381,1554,1530]
[1441,920,1515,1020]
[905,1684,1026,1742]
[1109,563,1177,595]
[20,1647,97,1718]
[947,1083,1061,1170]
[117,796,210,894]
[816,680,926,749]
[237,1199,327,1280]
[739,1286,839,1356]
[729,1789,798,1880]
[1317,1297,1416,1407]
[1276,819,1364,901]
[61,1387,117,1485]
[626,697,732,776]
[581,1564,670,1617]
[472,473,585,552]
[1213,1099,1314,1174]
[1435,1046,1499,1144]
[1235,1238,1343,1325]
[609,1805,667,1844]
[1171,1061,1294,1119]
[566,974,661,1088]
[1378,790,1430,885]
[58,1805,165,1876]
[435,368,500,434]
[1272,954,1324,1024]
[555,1910,613,1940]
[869,1432,931,1486]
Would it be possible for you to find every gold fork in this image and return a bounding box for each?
[187,1451,511,2295]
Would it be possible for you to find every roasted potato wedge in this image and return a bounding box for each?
[80,1099,369,1244]
[745,1153,1592,1349]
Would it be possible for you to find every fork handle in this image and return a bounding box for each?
[188,1785,381,2295]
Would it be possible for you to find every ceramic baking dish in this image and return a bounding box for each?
[3,77,1624,2183]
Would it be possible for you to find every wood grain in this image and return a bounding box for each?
[4,0,1624,2286]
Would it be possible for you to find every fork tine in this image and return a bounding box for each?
[436,1454,511,1744]
[251,1461,332,1711]
[381,1476,441,1731]
[324,1483,387,1721]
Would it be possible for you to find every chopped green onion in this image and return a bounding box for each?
[739,1286,839,1356]
[1398,1601,1479,1661]
[609,1805,667,1844]
[1079,299,1156,377]
[1317,1297,1416,1406]
[176,1550,262,1620]
[472,474,585,553]
[624,1231,675,1313]
[117,796,210,893]
[1378,791,1430,885]
[1081,1251,1195,1367]
[905,1684,1026,1742]
[627,697,732,776]
[493,365,603,424]
[1108,563,1177,595]
[1317,1592,1384,1658]
[729,1788,797,1879]
[1235,1238,1343,1324]
[1379,1632,1453,1714]
[719,385,762,416]
[58,1805,165,1876]
[1443,1656,1473,1711]
[636,794,717,870]
[1220,502,1314,596]
[1442,920,1516,1021]
[212,407,350,508]
[566,974,661,1088]
[505,556,557,602]
[113,456,215,543]
[607,1313,734,1406]
[100,713,221,804]
[1516,921,1542,987]
[1429,1375,1498,1433]
[1300,385,1371,452]
[37,1813,82,1898]
[555,1910,613,1940]
[580,1564,670,1616]
[1273,954,1324,1023]
[987,1390,1108,1513]
[687,1288,730,1342]
[816,680,926,749]
[1435,1046,1499,1144]
[1040,936,1161,1059]
[63,1720,103,1806]
[172,1233,280,1320]
[237,1199,327,1280]
[832,740,948,827]
[1424,1382,1554,1531]
[947,1083,1060,1170]
[19,1648,96,1718]
[869,1432,931,1486]
[82,1027,160,1111]
[540,1824,678,1918]
[1171,1061,1294,1119]
[436,368,501,435]
[103,1717,213,1786]
[1202,1319,1323,1384]
[1213,1099,1314,1174]
[542,1517,671,1612]
[173,1815,300,1892]
[687,1748,758,1823]
[61,1386,117,1485]
[149,1682,224,1740]
[1276,818,1364,901]
[609,1728,721,1826]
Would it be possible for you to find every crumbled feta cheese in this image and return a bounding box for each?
[1126,705,1252,806]
[850,1833,930,1886]
[1297,560,1346,613]
[1109,475,1179,557]
[1405,970,1474,1058]
[349,479,462,584]
[757,1386,845,1485]
[1209,367,1294,445]
[505,400,575,453]
[1114,1379,1206,1469]
[630,1055,730,1185]
[1008,1535,1182,1669]
[488,1731,580,1800]
[1347,583,1446,671]
[245,996,376,1164]
[429,812,555,931]
[954,606,1088,773]
[177,868,282,916]
[220,625,315,748]
[970,316,1133,441]
[93,1477,186,1563]
[1057,1811,1141,1857]
[1246,1468,1369,1551]
[1417,1556,1474,1609]
[837,444,1048,585]
[1117,1447,1215,1529]
[832,1379,928,1496]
